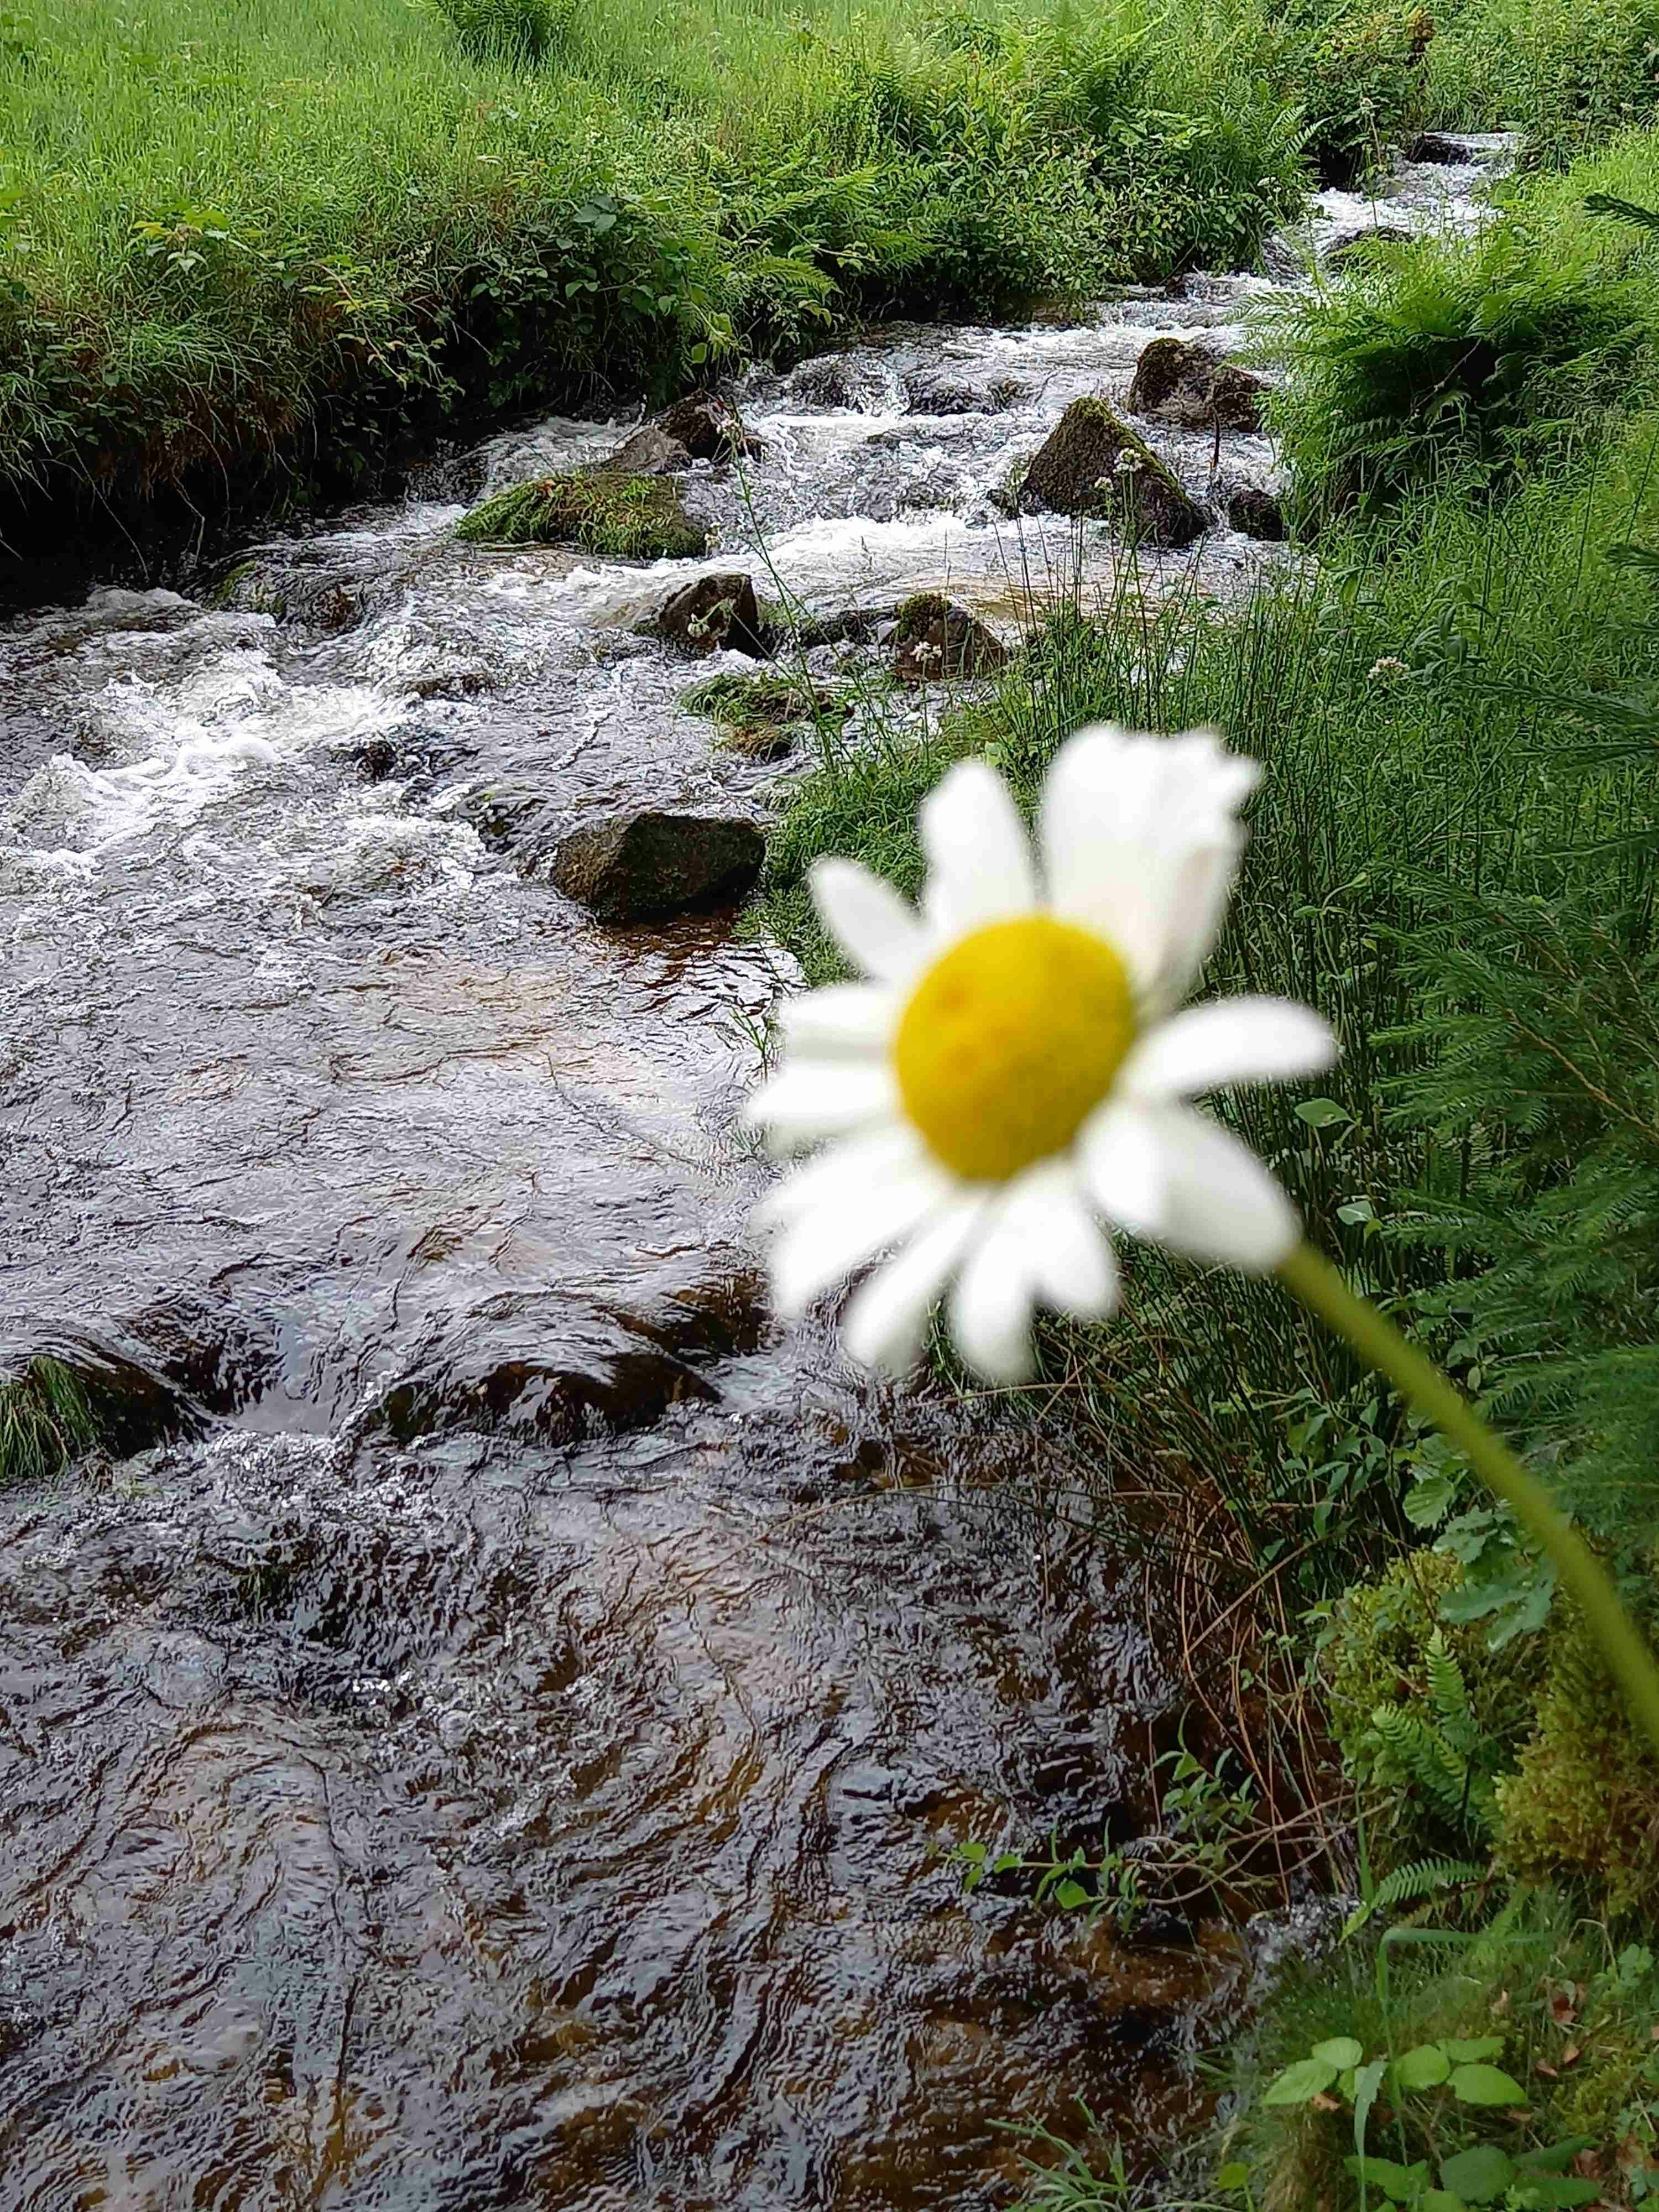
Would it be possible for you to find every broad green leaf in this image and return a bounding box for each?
[1313,2036,1365,2069]
[1440,2145,1515,2202]
[1405,1472,1458,1527]
[1393,2043,1452,2090]
[1448,2063,1527,2106]
[1264,2056,1340,2106]
[1422,2195,1465,2212]
[1511,2184,1603,2209]
[1215,2163,1250,2193]
[1441,2038,1506,2064]
[1295,1097,1352,1130]
[1052,1879,1090,1910]
[1343,2153,1430,2200]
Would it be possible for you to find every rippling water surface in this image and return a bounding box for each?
[0,145,1505,2209]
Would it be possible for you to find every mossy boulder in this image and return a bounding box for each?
[551,811,764,922]
[890,593,1009,683]
[455,473,707,559]
[1018,398,1206,548]
[1128,338,1267,434]
[1318,1550,1543,1869]
[682,670,851,738]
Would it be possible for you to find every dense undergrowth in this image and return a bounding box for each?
[2,0,1658,574]
[755,124,1659,2211]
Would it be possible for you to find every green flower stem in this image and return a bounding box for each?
[1278,1239,1659,1760]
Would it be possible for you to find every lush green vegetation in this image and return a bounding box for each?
[756,124,1659,2211]
[4,0,1659,551]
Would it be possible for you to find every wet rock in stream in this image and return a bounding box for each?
[649,571,769,658]
[1229,485,1288,541]
[552,810,765,922]
[1019,396,1207,548]
[1128,338,1268,434]
[659,390,764,461]
[891,592,1010,684]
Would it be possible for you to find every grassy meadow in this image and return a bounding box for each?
[3,0,1659,551]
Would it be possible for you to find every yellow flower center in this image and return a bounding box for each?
[894,915,1137,1182]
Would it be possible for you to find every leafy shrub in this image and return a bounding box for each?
[1509,0,1659,170]
[1281,0,1436,185]
[1254,219,1649,516]
[426,0,569,65]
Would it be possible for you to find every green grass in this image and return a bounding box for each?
[0,1357,99,1486]
[757,404,1659,1582]
[2,0,1655,554]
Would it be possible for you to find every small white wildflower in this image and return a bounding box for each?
[1368,655,1408,683]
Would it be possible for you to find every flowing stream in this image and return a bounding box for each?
[0,144,1505,2210]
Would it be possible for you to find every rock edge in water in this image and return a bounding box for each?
[551,811,765,922]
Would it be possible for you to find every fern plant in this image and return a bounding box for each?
[1364,1632,1503,1846]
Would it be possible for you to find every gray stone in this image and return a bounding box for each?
[552,812,765,923]
[1228,486,1287,541]
[1127,339,1267,434]
[891,593,1010,684]
[597,425,693,477]
[658,392,761,462]
[1018,398,1207,549]
[1407,132,1472,165]
[651,572,767,658]
[1324,223,1415,270]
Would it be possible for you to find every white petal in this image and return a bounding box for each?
[745,1060,899,1152]
[1038,723,1258,1011]
[919,758,1037,939]
[771,1161,948,1317]
[1121,998,1337,1100]
[776,982,899,1059]
[758,1124,926,1228]
[1002,1162,1119,1320]
[808,858,927,983]
[1140,1103,1298,1270]
[840,1197,990,1375]
[948,1227,1038,1385]
[1079,1099,1167,1237]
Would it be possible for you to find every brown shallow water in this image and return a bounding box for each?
[0,141,1505,2209]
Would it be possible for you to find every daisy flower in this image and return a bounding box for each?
[746,722,1337,1383]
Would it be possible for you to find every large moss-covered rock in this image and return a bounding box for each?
[455,473,707,559]
[1496,1580,1659,1916]
[551,811,764,922]
[1018,398,1206,548]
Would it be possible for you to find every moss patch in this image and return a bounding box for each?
[682,670,853,732]
[456,473,707,558]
